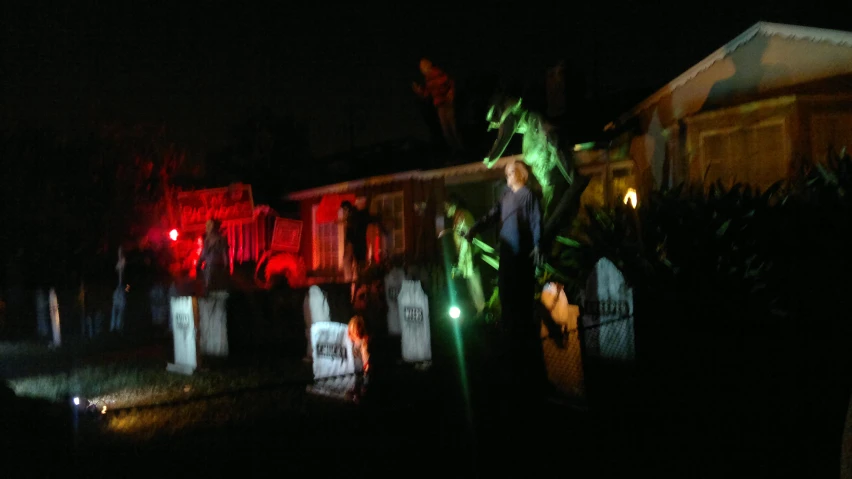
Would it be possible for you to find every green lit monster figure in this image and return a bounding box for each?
[483,93,590,247]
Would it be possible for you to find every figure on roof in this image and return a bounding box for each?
[413,58,464,153]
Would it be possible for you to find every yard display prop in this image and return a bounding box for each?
[198,291,229,357]
[397,280,431,363]
[482,94,590,245]
[384,267,405,335]
[36,289,49,339]
[310,321,355,380]
[540,282,586,400]
[581,258,635,361]
[167,296,200,375]
[303,285,331,360]
[49,288,61,347]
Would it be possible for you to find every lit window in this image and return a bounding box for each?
[312,205,342,271]
[811,113,852,163]
[700,119,787,190]
[610,165,636,206]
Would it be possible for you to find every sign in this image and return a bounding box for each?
[271,217,302,252]
[398,280,431,363]
[177,183,254,230]
[404,307,424,322]
[168,296,198,374]
[310,321,355,379]
[581,258,635,361]
[384,268,405,335]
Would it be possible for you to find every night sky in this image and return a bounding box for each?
[1,2,846,159]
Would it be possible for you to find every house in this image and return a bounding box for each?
[595,22,852,196]
[284,152,623,282]
[284,155,510,282]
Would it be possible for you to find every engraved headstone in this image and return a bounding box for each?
[167,296,199,375]
[384,268,405,335]
[581,258,635,361]
[48,288,61,347]
[398,280,431,363]
[310,321,355,379]
[198,291,229,357]
[303,286,331,360]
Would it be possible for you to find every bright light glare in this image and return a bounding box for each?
[169,229,179,241]
[73,397,80,406]
[623,188,638,209]
[449,306,461,319]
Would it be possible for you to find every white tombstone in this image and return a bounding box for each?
[307,374,358,401]
[581,258,635,361]
[167,296,199,375]
[198,291,229,357]
[398,280,431,363]
[303,286,331,359]
[48,288,61,347]
[310,321,355,379]
[385,268,405,335]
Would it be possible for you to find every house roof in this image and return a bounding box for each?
[611,21,852,128]
[285,155,521,201]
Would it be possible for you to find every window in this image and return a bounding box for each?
[700,128,740,186]
[370,192,405,258]
[743,121,786,189]
[312,204,343,271]
[610,165,636,206]
[811,113,852,162]
[579,170,605,210]
[699,119,787,190]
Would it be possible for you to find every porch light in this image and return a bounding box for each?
[623,188,638,209]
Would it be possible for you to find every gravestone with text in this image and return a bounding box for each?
[303,285,331,359]
[385,268,405,335]
[49,288,61,347]
[398,280,431,363]
[310,321,355,379]
[198,291,229,357]
[167,296,199,375]
[581,258,635,361]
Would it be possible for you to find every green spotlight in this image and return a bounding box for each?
[449,306,461,319]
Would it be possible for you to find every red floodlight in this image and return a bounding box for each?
[169,229,179,241]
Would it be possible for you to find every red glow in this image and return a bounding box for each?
[169,229,179,241]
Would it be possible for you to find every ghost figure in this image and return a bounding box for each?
[482,93,590,244]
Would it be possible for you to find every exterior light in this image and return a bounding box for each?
[449,306,461,319]
[169,229,179,241]
[623,188,638,209]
